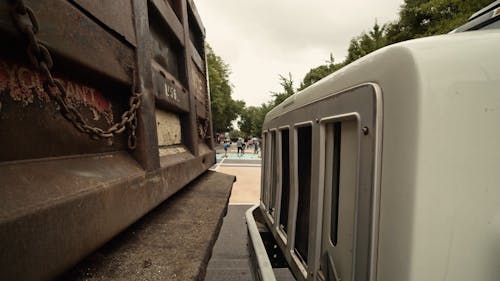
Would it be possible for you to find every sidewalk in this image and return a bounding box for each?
[216,166,260,203]
[211,148,261,204]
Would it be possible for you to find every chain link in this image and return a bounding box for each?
[10,0,142,149]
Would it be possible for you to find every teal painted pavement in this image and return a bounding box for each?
[216,153,261,160]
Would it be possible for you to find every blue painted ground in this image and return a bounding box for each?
[216,153,261,160]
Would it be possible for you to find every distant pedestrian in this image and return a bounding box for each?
[237,138,243,156]
[253,137,259,154]
[223,141,230,158]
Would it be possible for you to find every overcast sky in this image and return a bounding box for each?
[196,0,404,106]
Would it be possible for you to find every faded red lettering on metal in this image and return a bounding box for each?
[0,60,114,124]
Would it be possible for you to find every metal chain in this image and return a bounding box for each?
[10,0,142,149]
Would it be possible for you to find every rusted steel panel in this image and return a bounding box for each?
[190,40,205,73]
[0,0,134,85]
[59,170,234,281]
[205,54,215,148]
[0,59,128,161]
[0,0,217,279]
[0,152,145,281]
[150,16,185,85]
[180,0,199,155]
[196,100,207,119]
[192,63,207,101]
[191,60,209,119]
[73,0,137,46]
[188,9,205,59]
[0,150,218,281]
[156,109,182,146]
[187,0,206,36]
[196,117,210,144]
[153,64,190,112]
[150,0,185,46]
[131,0,161,171]
[165,0,183,22]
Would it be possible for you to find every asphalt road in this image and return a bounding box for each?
[206,153,258,280]
[205,204,254,281]
[216,158,261,165]
[206,154,295,281]
[205,205,296,281]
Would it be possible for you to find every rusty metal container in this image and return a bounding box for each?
[0,1,215,280]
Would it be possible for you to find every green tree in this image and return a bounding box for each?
[299,53,344,91]
[270,73,295,106]
[237,0,492,138]
[238,103,273,138]
[238,106,258,137]
[238,73,294,138]
[386,0,493,44]
[207,45,244,133]
[345,22,387,64]
[229,129,242,140]
[253,103,273,137]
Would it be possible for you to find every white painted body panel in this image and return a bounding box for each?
[265,30,500,281]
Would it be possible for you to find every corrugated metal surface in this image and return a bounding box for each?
[0,0,217,280]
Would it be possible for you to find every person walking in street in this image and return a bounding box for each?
[237,137,243,156]
[223,141,230,158]
[252,137,259,154]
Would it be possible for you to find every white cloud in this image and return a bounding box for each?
[196,0,403,106]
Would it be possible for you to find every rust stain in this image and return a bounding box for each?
[0,60,114,124]
[191,65,206,102]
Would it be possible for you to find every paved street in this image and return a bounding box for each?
[205,148,261,280]
[205,204,254,281]
[205,164,294,281]
[211,145,262,204]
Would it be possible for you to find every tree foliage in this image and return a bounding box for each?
[298,0,493,91]
[224,1,493,138]
[271,73,295,106]
[299,53,344,91]
[345,22,387,64]
[386,0,493,44]
[238,104,272,137]
[207,45,245,133]
[238,73,297,137]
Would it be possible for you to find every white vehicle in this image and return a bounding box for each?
[247,3,500,281]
